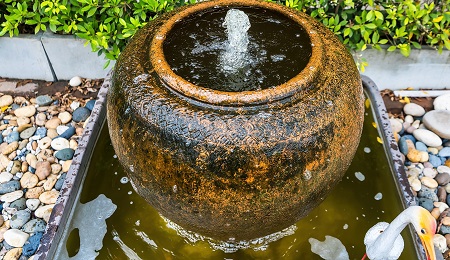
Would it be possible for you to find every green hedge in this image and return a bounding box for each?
[1,0,449,70]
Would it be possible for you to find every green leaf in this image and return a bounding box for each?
[378,39,388,44]
[411,41,422,49]
[387,46,397,51]
[87,7,96,18]
[433,16,443,23]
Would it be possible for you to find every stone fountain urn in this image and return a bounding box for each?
[107,0,364,241]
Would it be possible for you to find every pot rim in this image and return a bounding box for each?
[150,0,324,107]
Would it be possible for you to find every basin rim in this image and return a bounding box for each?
[150,0,324,107]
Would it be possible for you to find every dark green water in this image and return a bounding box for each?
[77,98,416,259]
[164,7,312,92]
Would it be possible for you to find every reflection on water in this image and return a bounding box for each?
[78,100,416,259]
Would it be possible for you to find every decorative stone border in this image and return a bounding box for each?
[0,33,115,81]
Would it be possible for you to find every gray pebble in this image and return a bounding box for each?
[55,173,66,191]
[55,148,75,160]
[35,127,47,139]
[415,141,428,152]
[19,127,36,140]
[10,210,31,229]
[0,180,21,195]
[439,147,450,157]
[429,154,442,167]
[5,131,19,143]
[21,219,47,233]
[36,95,53,106]
[72,107,91,122]
[9,198,27,210]
[419,197,434,211]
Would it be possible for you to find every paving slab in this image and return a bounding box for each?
[41,31,115,80]
[0,33,55,81]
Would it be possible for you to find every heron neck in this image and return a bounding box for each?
[376,207,414,245]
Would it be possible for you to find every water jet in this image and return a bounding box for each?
[107,0,364,242]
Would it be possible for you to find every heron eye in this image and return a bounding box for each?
[421,228,426,234]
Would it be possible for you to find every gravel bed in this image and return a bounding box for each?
[387,92,450,258]
[0,77,100,260]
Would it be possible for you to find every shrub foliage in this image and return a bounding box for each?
[1,0,449,68]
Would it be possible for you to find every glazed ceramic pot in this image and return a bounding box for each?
[107,0,364,241]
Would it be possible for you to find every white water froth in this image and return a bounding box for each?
[309,235,349,260]
[220,9,251,73]
[162,215,297,253]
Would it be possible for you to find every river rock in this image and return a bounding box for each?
[423,168,438,178]
[20,172,38,189]
[13,106,36,118]
[35,161,51,181]
[415,141,428,152]
[4,247,22,260]
[54,173,66,191]
[50,137,69,151]
[421,176,438,189]
[22,232,43,257]
[16,117,30,127]
[0,95,13,107]
[85,99,96,111]
[34,204,54,220]
[58,111,72,124]
[56,125,69,135]
[47,128,58,138]
[438,187,447,202]
[69,76,82,87]
[390,118,402,133]
[25,187,44,199]
[10,210,31,229]
[413,129,442,147]
[26,198,40,211]
[436,173,450,186]
[35,95,53,106]
[22,219,45,234]
[1,190,23,202]
[434,233,447,253]
[419,197,434,211]
[72,107,90,122]
[62,160,72,172]
[39,190,59,204]
[422,110,450,139]
[438,166,450,175]
[429,154,442,167]
[439,147,450,158]
[35,127,47,139]
[9,197,26,210]
[37,137,51,150]
[35,113,46,126]
[410,178,421,191]
[45,118,61,129]
[403,103,425,116]
[4,131,19,144]
[0,180,20,195]
[407,149,428,163]
[3,229,29,247]
[10,161,20,175]
[0,142,17,157]
[434,93,450,111]
[58,126,76,140]
[19,127,36,140]
[55,148,75,161]
[0,172,13,184]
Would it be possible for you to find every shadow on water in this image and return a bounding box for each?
[78,95,416,259]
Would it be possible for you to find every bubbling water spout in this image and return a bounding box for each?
[220,9,251,73]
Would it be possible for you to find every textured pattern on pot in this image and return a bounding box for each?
[107,0,364,242]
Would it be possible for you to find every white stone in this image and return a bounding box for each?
[56,125,69,135]
[13,105,36,118]
[434,93,450,111]
[69,76,82,87]
[389,118,403,133]
[413,129,442,147]
[437,166,450,175]
[26,198,41,211]
[3,229,29,247]
[405,115,414,124]
[434,202,449,213]
[0,172,13,184]
[50,137,70,151]
[403,103,425,116]
[0,95,13,107]
[35,204,54,222]
[412,120,421,129]
[423,110,450,139]
[70,101,80,111]
[58,111,72,125]
[421,176,438,189]
[433,233,447,253]
[410,178,422,192]
[0,190,23,202]
[423,168,437,178]
[38,137,52,150]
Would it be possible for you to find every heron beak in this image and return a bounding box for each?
[419,234,436,260]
